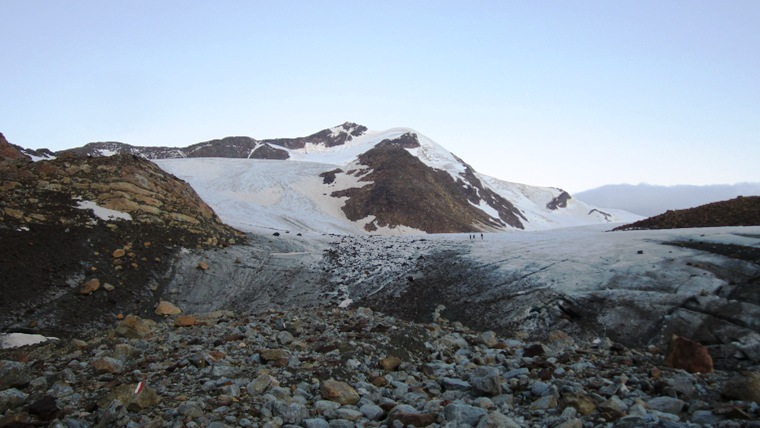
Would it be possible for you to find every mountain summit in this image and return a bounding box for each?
[50,123,639,234]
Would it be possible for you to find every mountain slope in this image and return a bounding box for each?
[613,196,760,231]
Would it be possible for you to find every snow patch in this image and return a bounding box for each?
[0,333,58,349]
[75,199,133,221]
[97,148,118,157]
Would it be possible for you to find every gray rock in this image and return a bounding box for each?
[272,401,308,425]
[442,376,471,391]
[444,403,488,426]
[530,380,550,397]
[690,410,724,425]
[334,408,363,421]
[480,331,499,347]
[470,366,502,396]
[327,419,355,428]
[359,403,385,421]
[91,357,125,374]
[303,418,330,428]
[248,374,278,395]
[314,399,341,415]
[97,399,127,428]
[112,343,141,362]
[503,368,529,380]
[529,395,558,411]
[178,402,204,418]
[277,330,294,345]
[476,411,521,428]
[0,388,28,413]
[0,360,31,389]
[646,396,685,415]
[554,419,583,428]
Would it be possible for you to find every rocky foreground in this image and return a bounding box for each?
[2,307,759,428]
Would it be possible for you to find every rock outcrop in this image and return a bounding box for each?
[0,133,30,161]
[330,137,524,233]
[0,138,243,337]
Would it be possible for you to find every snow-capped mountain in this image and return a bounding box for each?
[149,123,640,234]
[55,122,639,234]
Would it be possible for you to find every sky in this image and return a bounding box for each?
[2,1,759,192]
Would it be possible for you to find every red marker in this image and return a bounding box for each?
[134,381,144,395]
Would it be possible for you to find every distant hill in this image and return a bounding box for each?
[613,196,760,231]
[575,183,760,217]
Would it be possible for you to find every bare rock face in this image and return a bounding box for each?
[0,133,29,161]
[331,141,524,233]
[546,190,572,210]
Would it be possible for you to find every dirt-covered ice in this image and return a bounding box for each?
[165,224,760,369]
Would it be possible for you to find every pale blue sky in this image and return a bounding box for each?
[2,1,758,192]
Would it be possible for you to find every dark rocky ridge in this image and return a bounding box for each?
[263,122,368,150]
[56,122,368,160]
[613,196,760,231]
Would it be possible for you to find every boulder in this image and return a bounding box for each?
[155,300,182,316]
[79,278,101,295]
[91,357,125,374]
[99,383,160,411]
[0,360,31,389]
[320,379,359,405]
[665,335,713,373]
[0,388,28,414]
[470,366,502,396]
[444,403,487,426]
[722,371,760,403]
[380,356,402,371]
[115,315,157,339]
[561,393,596,415]
[174,315,198,327]
[647,396,685,415]
[260,348,290,367]
[388,404,438,427]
